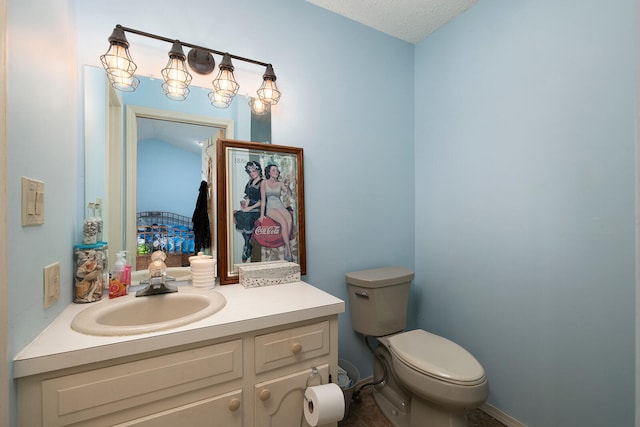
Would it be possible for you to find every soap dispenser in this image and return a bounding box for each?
[109,251,129,298]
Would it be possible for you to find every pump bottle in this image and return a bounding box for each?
[109,251,130,298]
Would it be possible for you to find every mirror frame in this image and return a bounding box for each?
[124,106,234,268]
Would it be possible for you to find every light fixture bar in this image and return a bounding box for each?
[116,25,271,68]
[102,25,281,106]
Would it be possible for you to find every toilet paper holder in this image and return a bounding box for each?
[304,367,323,401]
[303,367,345,426]
[305,367,323,388]
[304,367,323,411]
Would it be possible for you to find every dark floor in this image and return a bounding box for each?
[339,386,506,427]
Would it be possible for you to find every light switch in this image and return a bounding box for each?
[35,191,44,215]
[22,177,45,226]
[27,189,36,214]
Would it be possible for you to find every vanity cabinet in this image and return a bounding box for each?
[16,316,339,427]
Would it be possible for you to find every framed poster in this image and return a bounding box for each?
[216,139,306,284]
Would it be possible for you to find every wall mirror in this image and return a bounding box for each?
[83,65,271,270]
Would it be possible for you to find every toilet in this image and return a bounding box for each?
[346,266,489,427]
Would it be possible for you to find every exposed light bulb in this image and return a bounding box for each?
[212,53,240,99]
[257,64,281,105]
[208,90,232,109]
[161,42,192,101]
[249,97,270,116]
[100,26,139,92]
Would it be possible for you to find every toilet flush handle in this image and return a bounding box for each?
[354,291,369,298]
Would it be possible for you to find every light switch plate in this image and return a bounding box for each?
[22,177,45,226]
[44,262,60,308]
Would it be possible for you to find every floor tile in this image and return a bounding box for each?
[339,386,506,427]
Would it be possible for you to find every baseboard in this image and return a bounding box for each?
[480,403,528,427]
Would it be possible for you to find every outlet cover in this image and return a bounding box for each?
[44,262,60,308]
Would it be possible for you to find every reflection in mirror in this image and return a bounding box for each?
[83,65,271,270]
[126,106,232,271]
[134,115,224,271]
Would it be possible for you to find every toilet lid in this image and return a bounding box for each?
[387,330,485,385]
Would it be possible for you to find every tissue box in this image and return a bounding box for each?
[239,261,301,288]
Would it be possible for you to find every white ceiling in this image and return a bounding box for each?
[137,117,221,154]
[305,0,477,44]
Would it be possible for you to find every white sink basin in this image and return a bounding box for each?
[71,289,226,336]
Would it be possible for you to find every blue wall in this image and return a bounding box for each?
[7,0,637,425]
[8,0,415,423]
[137,139,201,217]
[82,0,416,371]
[414,1,635,425]
[7,2,80,425]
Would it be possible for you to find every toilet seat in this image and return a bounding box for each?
[387,329,486,386]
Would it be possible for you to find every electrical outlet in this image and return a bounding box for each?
[44,262,60,308]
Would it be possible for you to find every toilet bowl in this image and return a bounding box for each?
[386,330,488,409]
[372,331,488,427]
[345,267,489,427]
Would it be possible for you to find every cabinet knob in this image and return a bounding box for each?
[228,398,241,412]
[259,388,271,401]
[291,342,302,354]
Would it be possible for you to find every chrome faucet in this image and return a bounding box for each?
[136,251,178,297]
[136,273,178,296]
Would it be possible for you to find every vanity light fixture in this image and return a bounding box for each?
[256,64,281,105]
[161,41,192,101]
[208,90,233,109]
[212,53,240,99]
[248,97,270,116]
[100,26,140,92]
[100,25,281,107]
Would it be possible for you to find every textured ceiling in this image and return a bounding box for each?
[306,0,477,43]
[137,118,220,154]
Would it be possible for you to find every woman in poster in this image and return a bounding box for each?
[234,161,263,262]
[259,164,294,261]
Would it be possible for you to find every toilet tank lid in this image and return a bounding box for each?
[345,266,414,288]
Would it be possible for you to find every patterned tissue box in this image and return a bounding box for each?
[239,262,301,288]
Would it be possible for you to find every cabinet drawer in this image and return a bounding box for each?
[255,321,329,373]
[42,340,242,426]
[114,389,243,427]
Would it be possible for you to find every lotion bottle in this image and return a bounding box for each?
[109,251,128,298]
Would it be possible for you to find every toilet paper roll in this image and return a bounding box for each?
[303,383,345,426]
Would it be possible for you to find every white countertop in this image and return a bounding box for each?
[14,281,345,378]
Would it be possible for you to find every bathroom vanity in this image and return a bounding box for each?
[14,281,344,427]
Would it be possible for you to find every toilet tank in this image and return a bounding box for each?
[345,266,415,337]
